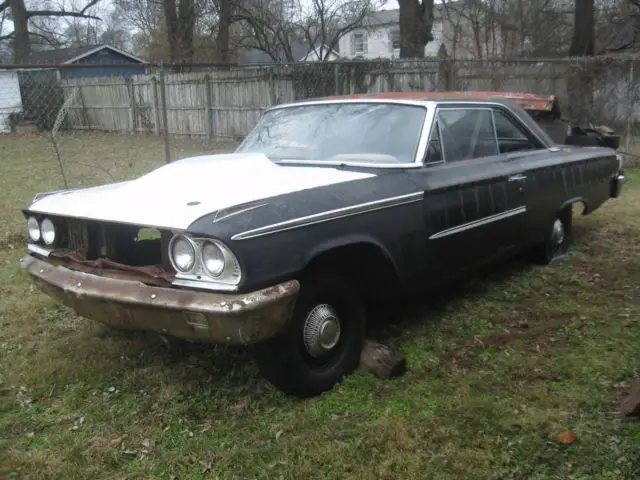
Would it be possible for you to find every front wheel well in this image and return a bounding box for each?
[302,243,400,301]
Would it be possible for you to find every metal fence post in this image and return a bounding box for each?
[159,65,171,164]
[151,76,160,136]
[626,60,634,153]
[204,73,213,139]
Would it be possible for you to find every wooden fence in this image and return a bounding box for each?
[58,56,640,140]
[59,61,444,139]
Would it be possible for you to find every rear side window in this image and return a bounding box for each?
[437,109,498,162]
[493,110,540,153]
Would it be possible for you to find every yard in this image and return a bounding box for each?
[1,133,639,479]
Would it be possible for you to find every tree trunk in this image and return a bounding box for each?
[11,0,31,63]
[215,0,233,64]
[177,0,195,62]
[163,0,195,63]
[163,0,180,61]
[398,0,434,58]
[569,0,595,56]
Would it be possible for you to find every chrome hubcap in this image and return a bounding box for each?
[303,304,341,358]
[552,219,565,245]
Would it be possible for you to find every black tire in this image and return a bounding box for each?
[253,272,366,398]
[532,206,573,265]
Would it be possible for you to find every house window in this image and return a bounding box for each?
[392,30,401,50]
[351,32,367,55]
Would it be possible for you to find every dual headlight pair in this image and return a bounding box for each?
[169,234,242,286]
[27,216,57,245]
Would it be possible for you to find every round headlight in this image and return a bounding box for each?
[202,241,225,277]
[41,218,56,245]
[27,217,41,242]
[170,235,196,272]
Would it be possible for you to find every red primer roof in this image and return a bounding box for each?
[322,91,558,112]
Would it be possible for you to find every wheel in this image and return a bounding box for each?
[532,207,573,265]
[253,272,366,398]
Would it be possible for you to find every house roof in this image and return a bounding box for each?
[22,44,145,65]
[320,91,559,113]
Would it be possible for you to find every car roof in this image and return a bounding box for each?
[320,91,558,113]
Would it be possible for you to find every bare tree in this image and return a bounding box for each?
[569,0,595,55]
[214,0,234,63]
[163,0,196,62]
[397,0,434,58]
[0,0,102,62]
[300,0,379,61]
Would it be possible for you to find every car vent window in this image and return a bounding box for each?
[426,120,443,163]
[438,109,499,162]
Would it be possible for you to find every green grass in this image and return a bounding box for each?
[1,133,639,479]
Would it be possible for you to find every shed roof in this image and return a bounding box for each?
[22,44,145,65]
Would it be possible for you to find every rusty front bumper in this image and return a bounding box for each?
[20,255,300,345]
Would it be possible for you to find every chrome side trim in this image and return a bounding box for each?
[275,159,423,169]
[232,192,424,241]
[27,244,52,257]
[429,206,527,240]
[213,201,268,223]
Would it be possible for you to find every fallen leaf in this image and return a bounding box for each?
[275,430,284,441]
[558,430,576,445]
[110,437,123,446]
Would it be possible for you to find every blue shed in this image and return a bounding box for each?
[23,44,147,79]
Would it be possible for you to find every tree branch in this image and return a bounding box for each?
[79,0,101,15]
[0,31,13,41]
[27,11,101,21]
[27,1,102,21]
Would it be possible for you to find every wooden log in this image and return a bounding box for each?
[620,377,640,417]
[357,339,407,379]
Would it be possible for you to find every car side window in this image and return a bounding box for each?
[492,110,540,153]
[438,109,499,162]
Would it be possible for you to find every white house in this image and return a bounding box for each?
[339,2,509,60]
[242,42,340,65]
[0,70,23,133]
[339,8,446,60]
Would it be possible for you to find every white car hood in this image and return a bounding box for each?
[28,153,375,230]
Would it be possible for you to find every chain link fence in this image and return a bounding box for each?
[1,54,639,181]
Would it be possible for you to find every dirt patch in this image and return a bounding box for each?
[482,313,574,349]
[441,313,574,369]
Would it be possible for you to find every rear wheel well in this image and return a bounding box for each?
[302,243,400,302]
[559,198,588,216]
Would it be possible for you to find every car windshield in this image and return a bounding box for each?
[236,102,427,164]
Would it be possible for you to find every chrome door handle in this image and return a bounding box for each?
[508,174,527,182]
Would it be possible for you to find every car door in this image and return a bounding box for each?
[410,105,528,282]
[490,106,554,248]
